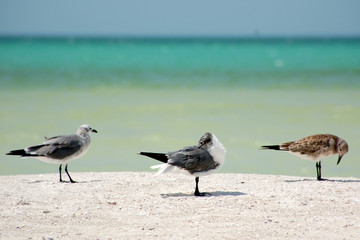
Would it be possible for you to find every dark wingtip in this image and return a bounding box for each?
[261,145,281,150]
[138,152,168,163]
[6,149,27,156]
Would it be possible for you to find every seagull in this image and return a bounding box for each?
[6,124,98,183]
[261,134,349,180]
[139,132,226,196]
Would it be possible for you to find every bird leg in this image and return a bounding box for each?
[316,162,322,181]
[59,164,64,182]
[194,177,210,196]
[65,164,76,183]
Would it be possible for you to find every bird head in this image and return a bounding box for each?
[197,132,214,150]
[337,139,349,165]
[78,124,98,134]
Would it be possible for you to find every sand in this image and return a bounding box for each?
[0,172,359,240]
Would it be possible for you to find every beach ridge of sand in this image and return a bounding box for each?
[0,172,359,239]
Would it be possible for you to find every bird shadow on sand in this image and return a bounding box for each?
[26,179,104,184]
[73,179,104,183]
[285,178,360,183]
[161,191,246,198]
[26,180,50,184]
[60,179,105,184]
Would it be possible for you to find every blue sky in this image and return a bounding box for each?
[0,0,359,37]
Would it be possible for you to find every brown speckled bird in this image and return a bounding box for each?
[261,134,349,180]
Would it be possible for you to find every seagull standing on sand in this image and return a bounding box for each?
[261,134,349,180]
[139,132,226,196]
[6,124,98,183]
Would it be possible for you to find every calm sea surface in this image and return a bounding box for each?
[1,38,359,178]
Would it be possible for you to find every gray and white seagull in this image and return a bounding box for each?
[6,124,97,183]
[139,132,226,196]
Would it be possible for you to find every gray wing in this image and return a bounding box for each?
[27,134,82,160]
[166,146,218,174]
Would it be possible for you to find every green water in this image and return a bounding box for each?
[1,38,360,178]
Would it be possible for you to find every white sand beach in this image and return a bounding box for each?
[0,172,359,240]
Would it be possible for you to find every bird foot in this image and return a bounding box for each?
[59,179,77,183]
[194,191,211,197]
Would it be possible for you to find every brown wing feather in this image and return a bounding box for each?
[288,134,334,154]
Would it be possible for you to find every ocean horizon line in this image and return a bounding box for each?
[1,34,360,43]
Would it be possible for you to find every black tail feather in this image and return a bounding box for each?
[139,152,168,163]
[6,149,28,156]
[261,145,281,150]
[6,149,41,157]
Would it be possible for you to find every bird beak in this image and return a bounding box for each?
[92,129,98,133]
[197,142,205,148]
[337,154,343,165]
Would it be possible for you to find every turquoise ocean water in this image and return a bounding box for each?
[1,37,359,178]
